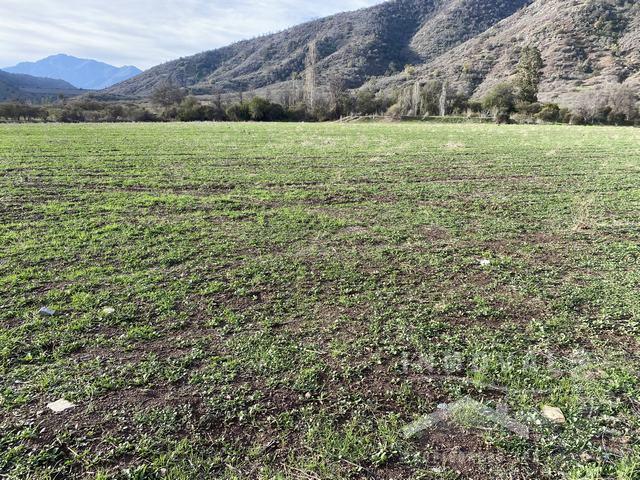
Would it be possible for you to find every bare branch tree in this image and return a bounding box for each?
[304,40,318,112]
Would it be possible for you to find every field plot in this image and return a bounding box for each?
[1,122,640,479]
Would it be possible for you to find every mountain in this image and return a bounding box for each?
[104,0,533,97]
[104,0,640,108]
[379,0,640,105]
[0,70,83,102]
[4,54,142,90]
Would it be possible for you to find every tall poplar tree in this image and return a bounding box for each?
[515,45,544,103]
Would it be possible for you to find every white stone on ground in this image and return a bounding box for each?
[47,399,76,413]
[541,405,566,424]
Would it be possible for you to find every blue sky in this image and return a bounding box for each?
[0,0,384,70]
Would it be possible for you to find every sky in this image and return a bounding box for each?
[0,0,385,70]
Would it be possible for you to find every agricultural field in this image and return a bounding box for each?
[1,122,640,479]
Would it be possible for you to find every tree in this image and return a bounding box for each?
[421,81,443,116]
[151,82,186,108]
[226,103,251,122]
[0,103,50,122]
[355,89,379,115]
[304,41,318,112]
[572,85,639,125]
[176,97,226,122]
[439,81,448,117]
[177,97,204,121]
[411,82,422,116]
[605,85,638,124]
[247,97,286,121]
[328,76,354,119]
[483,83,516,122]
[515,45,544,103]
[105,105,126,122]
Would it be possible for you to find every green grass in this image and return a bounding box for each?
[1,122,639,479]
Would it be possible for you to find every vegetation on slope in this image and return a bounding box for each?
[102,0,639,111]
[103,0,533,98]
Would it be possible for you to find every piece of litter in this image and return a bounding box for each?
[39,307,56,316]
[541,405,566,424]
[403,397,529,439]
[479,259,491,267]
[47,399,76,413]
[102,307,115,315]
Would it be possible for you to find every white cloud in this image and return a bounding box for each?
[0,0,384,69]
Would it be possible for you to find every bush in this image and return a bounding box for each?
[126,107,158,122]
[226,103,251,122]
[386,103,403,119]
[355,90,380,115]
[285,104,308,122]
[467,101,484,115]
[449,93,470,115]
[516,101,542,116]
[482,83,516,121]
[559,108,572,123]
[569,114,586,125]
[536,104,561,123]
[247,97,286,121]
[57,106,86,123]
[177,97,227,122]
[177,97,201,121]
[495,112,512,124]
[105,105,126,122]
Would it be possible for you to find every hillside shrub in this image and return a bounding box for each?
[536,104,561,123]
[226,103,251,122]
[483,83,516,122]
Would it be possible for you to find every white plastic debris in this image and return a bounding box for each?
[39,307,56,316]
[541,405,566,424]
[47,399,76,413]
[102,307,115,315]
[479,259,491,267]
[403,397,529,439]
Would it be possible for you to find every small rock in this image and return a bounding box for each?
[102,307,115,315]
[47,399,76,413]
[39,307,56,316]
[580,452,594,462]
[541,405,566,424]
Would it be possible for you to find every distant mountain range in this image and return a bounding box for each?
[104,0,640,107]
[0,70,83,102]
[3,54,142,90]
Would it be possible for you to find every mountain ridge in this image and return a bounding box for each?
[4,54,142,90]
[101,0,639,107]
[0,70,83,102]
[104,0,534,98]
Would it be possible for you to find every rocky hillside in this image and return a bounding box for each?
[0,71,83,102]
[104,0,639,107]
[381,0,640,105]
[104,0,532,98]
